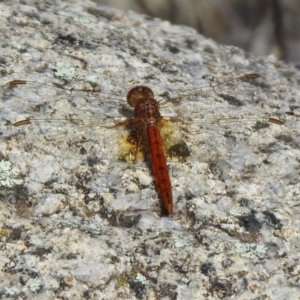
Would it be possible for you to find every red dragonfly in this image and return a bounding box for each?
[1,73,284,215]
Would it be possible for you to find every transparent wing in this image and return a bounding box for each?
[0,73,290,166]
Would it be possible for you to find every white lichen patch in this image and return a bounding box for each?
[4,287,18,297]
[0,160,23,187]
[27,278,43,293]
[135,272,148,285]
[51,61,76,80]
[235,242,268,259]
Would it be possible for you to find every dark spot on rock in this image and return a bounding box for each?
[129,279,147,300]
[239,198,250,207]
[167,44,180,54]
[31,246,53,257]
[118,214,141,228]
[253,121,270,130]
[263,210,282,229]
[218,93,243,106]
[238,211,261,233]
[210,278,233,298]
[10,227,22,240]
[200,262,216,276]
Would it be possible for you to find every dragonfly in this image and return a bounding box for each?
[1,73,285,215]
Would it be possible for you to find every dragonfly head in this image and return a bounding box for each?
[127,85,155,107]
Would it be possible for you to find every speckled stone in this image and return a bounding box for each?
[0,0,300,299]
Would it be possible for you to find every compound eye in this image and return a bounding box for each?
[127,86,154,107]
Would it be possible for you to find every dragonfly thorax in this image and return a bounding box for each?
[133,97,161,122]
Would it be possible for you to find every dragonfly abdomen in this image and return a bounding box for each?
[147,124,173,215]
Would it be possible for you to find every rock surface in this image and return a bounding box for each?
[0,0,300,299]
